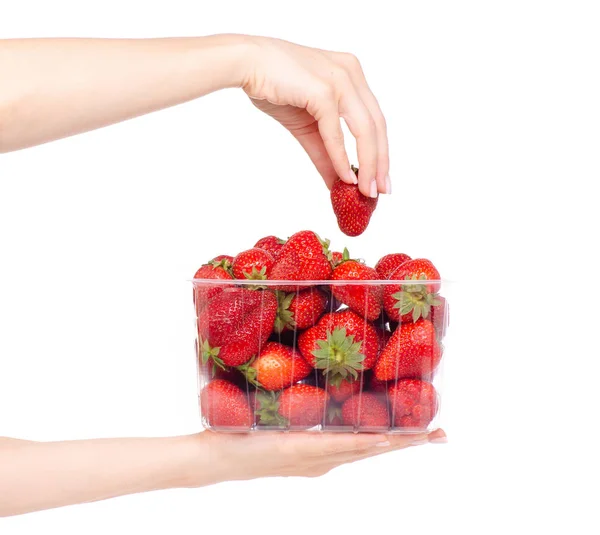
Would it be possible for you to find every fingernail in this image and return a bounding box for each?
[375,440,391,447]
[385,175,392,194]
[369,180,378,198]
[410,438,429,446]
[347,169,358,184]
[429,436,448,444]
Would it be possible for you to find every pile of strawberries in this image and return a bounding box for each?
[193,230,447,432]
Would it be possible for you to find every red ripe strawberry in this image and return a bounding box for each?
[200,379,253,429]
[241,341,311,391]
[193,261,234,314]
[383,259,442,323]
[330,166,378,237]
[231,247,275,281]
[254,235,286,261]
[331,249,382,321]
[270,231,333,290]
[274,289,329,333]
[341,392,389,428]
[375,253,411,280]
[374,319,442,381]
[330,251,344,269]
[327,375,362,403]
[389,379,438,428]
[197,288,277,367]
[298,310,379,387]
[278,384,330,427]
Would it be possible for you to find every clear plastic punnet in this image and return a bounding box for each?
[192,278,450,434]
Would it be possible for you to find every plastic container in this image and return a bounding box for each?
[192,278,450,434]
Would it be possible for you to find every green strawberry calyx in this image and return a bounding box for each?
[392,274,442,322]
[327,404,343,424]
[315,233,333,263]
[312,327,365,387]
[254,391,288,427]
[198,338,226,376]
[273,291,297,333]
[235,357,262,389]
[208,257,233,275]
[243,265,268,281]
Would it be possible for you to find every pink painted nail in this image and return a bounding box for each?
[369,181,378,198]
[385,175,392,194]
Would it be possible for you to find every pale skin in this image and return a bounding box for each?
[0,34,446,517]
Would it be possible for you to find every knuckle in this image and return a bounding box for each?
[339,52,362,72]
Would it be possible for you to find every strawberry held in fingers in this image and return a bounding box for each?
[298,310,379,387]
[200,379,253,429]
[374,319,442,381]
[389,379,438,428]
[331,249,382,321]
[197,288,277,367]
[383,258,442,323]
[341,392,390,429]
[274,288,328,333]
[232,247,275,281]
[241,341,312,391]
[270,230,333,289]
[254,235,286,261]
[375,253,411,280]
[331,166,378,237]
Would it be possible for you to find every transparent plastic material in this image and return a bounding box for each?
[192,279,450,434]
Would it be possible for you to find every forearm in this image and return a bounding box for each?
[0,35,252,153]
[0,434,218,517]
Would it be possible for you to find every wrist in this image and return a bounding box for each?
[196,34,258,90]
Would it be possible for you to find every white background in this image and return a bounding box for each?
[1,0,599,533]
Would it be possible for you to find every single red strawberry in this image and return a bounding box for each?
[193,261,234,314]
[383,259,442,323]
[389,379,438,428]
[330,166,378,237]
[330,251,344,269]
[231,247,275,281]
[254,235,286,261]
[240,341,312,391]
[327,375,362,403]
[197,288,277,367]
[270,230,333,290]
[298,310,379,387]
[375,253,411,280]
[278,384,330,427]
[331,249,382,321]
[374,319,442,381]
[274,289,329,333]
[200,379,253,429]
[341,392,389,428]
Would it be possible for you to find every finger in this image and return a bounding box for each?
[286,432,389,457]
[338,88,378,198]
[315,108,356,187]
[307,88,356,187]
[291,121,339,189]
[332,53,390,194]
